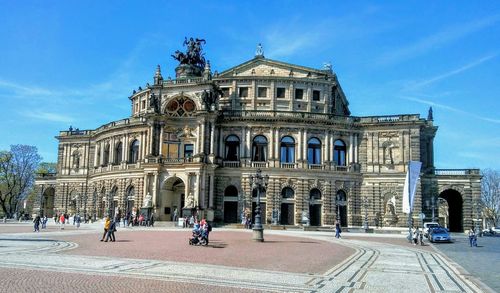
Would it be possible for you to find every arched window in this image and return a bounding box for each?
[224,185,238,197]
[252,135,268,162]
[307,138,322,164]
[125,186,135,215]
[225,135,240,161]
[103,144,110,165]
[129,140,140,163]
[310,188,321,200]
[282,187,294,199]
[280,136,295,163]
[72,151,80,169]
[333,140,346,166]
[114,142,122,165]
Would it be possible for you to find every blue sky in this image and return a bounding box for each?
[0,1,499,170]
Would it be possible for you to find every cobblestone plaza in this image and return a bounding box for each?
[0,222,496,292]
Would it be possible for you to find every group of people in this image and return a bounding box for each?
[100,216,117,242]
[468,227,478,247]
[32,215,48,232]
[119,212,154,227]
[190,218,212,246]
[411,226,424,245]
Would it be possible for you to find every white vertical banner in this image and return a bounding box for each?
[402,161,422,213]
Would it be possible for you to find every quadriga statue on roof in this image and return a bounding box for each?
[171,37,206,69]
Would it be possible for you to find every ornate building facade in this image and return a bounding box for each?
[35,40,481,231]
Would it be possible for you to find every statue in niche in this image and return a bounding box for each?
[383,141,397,165]
[143,192,152,208]
[383,195,398,226]
[73,152,80,169]
[184,192,195,209]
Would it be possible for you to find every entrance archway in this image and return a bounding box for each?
[336,190,348,227]
[42,187,55,217]
[223,185,239,223]
[439,189,463,232]
[309,188,322,226]
[160,177,185,221]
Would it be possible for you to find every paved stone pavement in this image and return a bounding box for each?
[0,224,492,292]
[432,235,500,292]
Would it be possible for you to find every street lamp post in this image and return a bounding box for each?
[273,193,280,225]
[38,184,45,217]
[249,169,269,242]
[362,197,369,231]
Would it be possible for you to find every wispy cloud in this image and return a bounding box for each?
[404,54,497,90]
[401,96,500,124]
[377,14,500,65]
[20,110,74,123]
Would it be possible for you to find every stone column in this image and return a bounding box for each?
[349,133,354,164]
[200,122,205,155]
[93,142,98,167]
[298,129,303,161]
[274,127,280,167]
[143,174,149,203]
[245,127,251,160]
[210,122,215,155]
[195,172,201,208]
[152,172,158,208]
[209,174,214,208]
[219,127,224,158]
[159,123,164,157]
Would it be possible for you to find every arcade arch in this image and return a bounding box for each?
[159,177,185,221]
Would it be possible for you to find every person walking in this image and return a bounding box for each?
[75,214,81,229]
[335,220,342,239]
[59,213,66,230]
[42,215,47,229]
[100,216,111,241]
[104,220,116,242]
[468,227,477,247]
[33,215,41,232]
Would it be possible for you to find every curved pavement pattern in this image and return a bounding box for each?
[0,231,488,292]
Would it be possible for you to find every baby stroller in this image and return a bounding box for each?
[189,225,207,246]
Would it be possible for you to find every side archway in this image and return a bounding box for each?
[439,189,463,232]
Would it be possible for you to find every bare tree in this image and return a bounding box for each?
[0,145,41,218]
[481,169,500,228]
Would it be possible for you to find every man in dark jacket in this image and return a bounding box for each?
[105,220,116,242]
[33,215,41,232]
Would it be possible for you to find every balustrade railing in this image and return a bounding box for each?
[223,161,240,168]
[280,163,296,169]
[309,164,324,170]
[434,169,480,175]
[252,161,268,168]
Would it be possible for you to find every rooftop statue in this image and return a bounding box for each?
[171,37,206,69]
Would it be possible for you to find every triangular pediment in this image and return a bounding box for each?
[217,57,330,79]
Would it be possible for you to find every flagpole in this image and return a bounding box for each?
[408,161,412,243]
